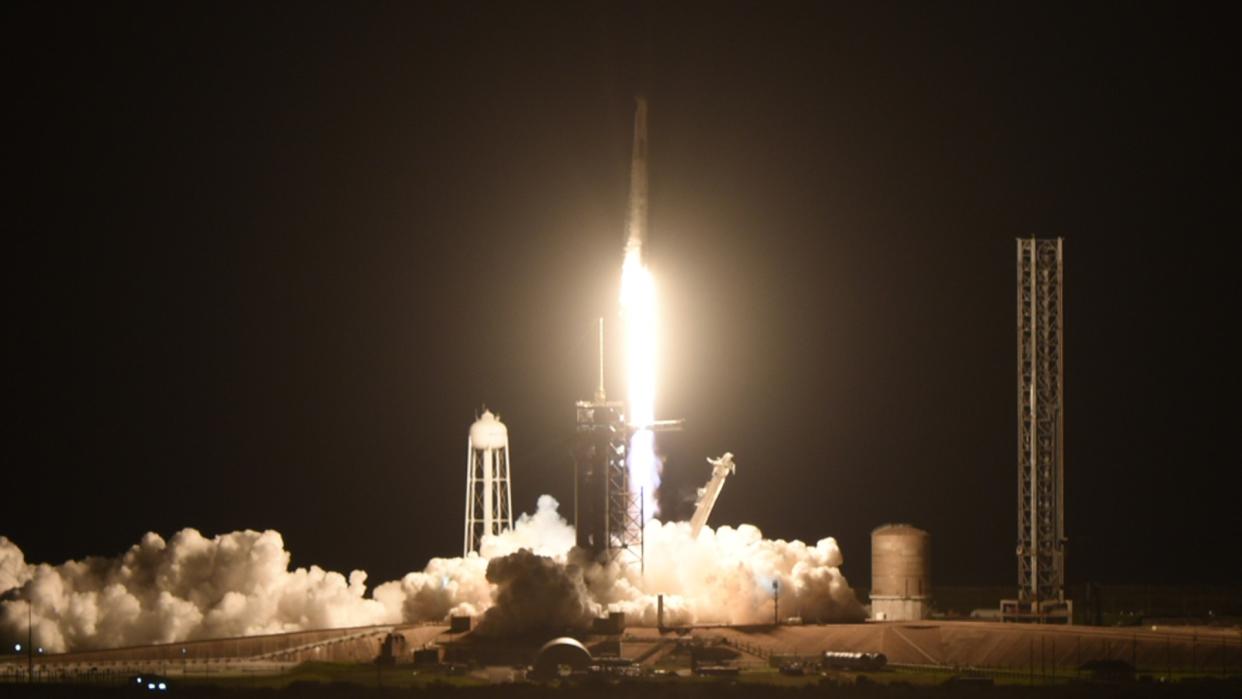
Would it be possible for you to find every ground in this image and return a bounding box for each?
[3,620,1240,696]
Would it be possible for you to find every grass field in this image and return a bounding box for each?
[3,662,1241,698]
[175,661,488,690]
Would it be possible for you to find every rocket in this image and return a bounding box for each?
[625,97,648,256]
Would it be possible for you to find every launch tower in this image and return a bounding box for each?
[463,410,513,556]
[572,324,681,565]
[572,388,638,560]
[1003,238,1071,623]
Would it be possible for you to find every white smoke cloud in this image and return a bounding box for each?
[586,520,863,627]
[1,496,861,652]
[0,537,31,592]
[0,530,393,652]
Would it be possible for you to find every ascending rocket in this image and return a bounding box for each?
[625,97,648,256]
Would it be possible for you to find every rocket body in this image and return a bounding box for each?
[625,97,648,255]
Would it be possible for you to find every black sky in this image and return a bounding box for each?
[7,2,1238,592]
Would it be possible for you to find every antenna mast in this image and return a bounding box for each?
[595,317,606,402]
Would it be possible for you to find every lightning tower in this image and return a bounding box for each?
[463,410,513,556]
[1003,238,1071,623]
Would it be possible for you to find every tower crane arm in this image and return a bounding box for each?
[689,452,736,538]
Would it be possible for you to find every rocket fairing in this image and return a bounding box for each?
[625,96,648,255]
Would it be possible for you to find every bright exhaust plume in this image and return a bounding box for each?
[621,242,661,519]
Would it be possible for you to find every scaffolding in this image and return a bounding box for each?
[573,399,643,566]
[1004,238,1071,623]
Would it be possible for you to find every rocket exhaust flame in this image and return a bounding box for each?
[621,245,660,519]
[621,97,661,520]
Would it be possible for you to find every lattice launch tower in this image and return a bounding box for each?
[1003,238,1071,623]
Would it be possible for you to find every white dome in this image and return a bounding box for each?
[469,410,508,449]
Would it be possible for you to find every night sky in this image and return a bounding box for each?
[8,3,1237,592]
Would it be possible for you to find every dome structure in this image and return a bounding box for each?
[531,637,592,679]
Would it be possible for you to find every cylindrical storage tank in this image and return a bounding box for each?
[469,410,508,449]
[870,524,930,621]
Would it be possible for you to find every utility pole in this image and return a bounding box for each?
[772,580,779,626]
[28,603,33,683]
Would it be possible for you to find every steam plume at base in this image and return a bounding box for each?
[1,495,862,651]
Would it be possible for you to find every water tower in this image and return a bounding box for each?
[463,409,513,556]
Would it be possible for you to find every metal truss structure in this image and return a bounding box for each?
[573,400,643,567]
[606,436,644,566]
[463,411,513,557]
[1008,237,1070,622]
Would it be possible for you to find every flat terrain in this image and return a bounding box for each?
[2,675,1242,699]
[3,619,1239,688]
[662,620,1242,672]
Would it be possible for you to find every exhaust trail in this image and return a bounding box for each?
[620,96,661,520]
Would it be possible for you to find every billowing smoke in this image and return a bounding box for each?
[0,529,392,652]
[597,519,863,626]
[475,549,593,637]
[2,495,862,652]
[368,495,575,625]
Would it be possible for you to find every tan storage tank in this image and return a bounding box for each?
[870,524,930,621]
